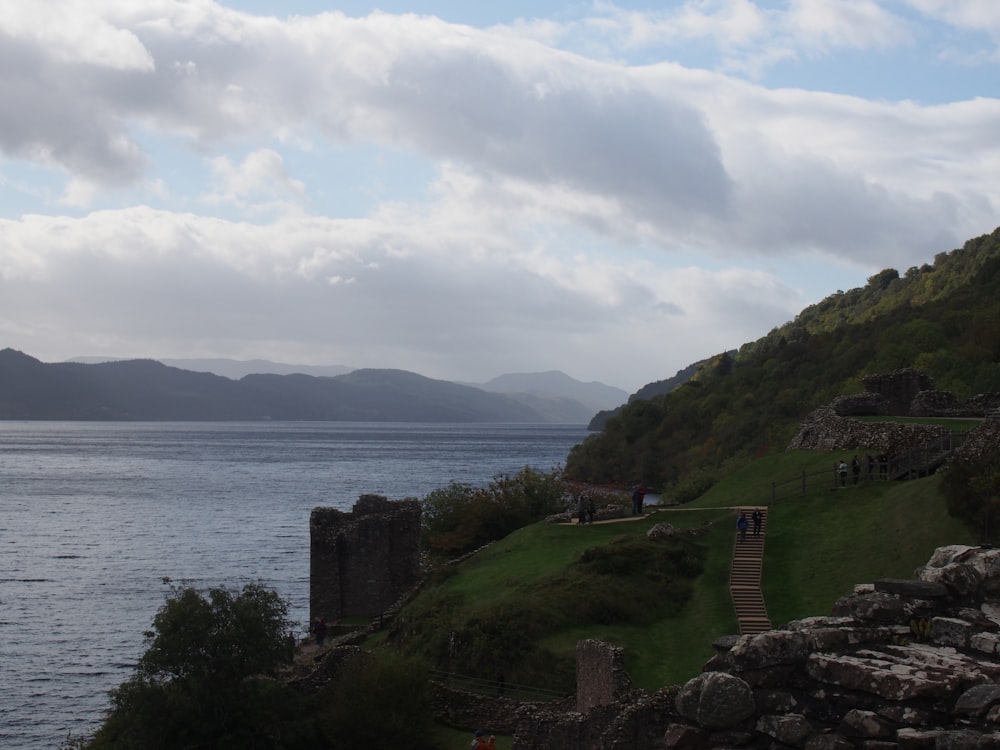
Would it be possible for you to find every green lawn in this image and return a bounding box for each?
[390,448,977,709]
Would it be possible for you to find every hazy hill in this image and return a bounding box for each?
[566,226,1000,490]
[147,357,353,380]
[475,370,629,422]
[586,357,717,431]
[67,357,619,424]
[0,351,568,422]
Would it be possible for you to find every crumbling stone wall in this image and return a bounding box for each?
[510,546,1000,749]
[830,368,1000,419]
[310,495,421,623]
[830,392,887,417]
[787,406,947,453]
[577,639,633,712]
[861,368,935,415]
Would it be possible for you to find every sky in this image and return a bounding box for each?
[1,1,999,392]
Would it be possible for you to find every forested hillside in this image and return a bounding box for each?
[565,227,1000,493]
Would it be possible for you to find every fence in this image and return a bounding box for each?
[770,431,968,502]
[428,669,569,702]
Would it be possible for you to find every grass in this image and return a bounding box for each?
[386,447,978,716]
[763,473,974,624]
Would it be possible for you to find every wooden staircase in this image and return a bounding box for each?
[731,507,772,635]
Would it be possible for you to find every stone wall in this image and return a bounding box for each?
[309,495,421,623]
[830,368,1000,419]
[509,546,1000,749]
[787,406,947,454]
[861,369,935,416]
[576,639,634,712]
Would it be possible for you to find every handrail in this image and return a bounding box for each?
[427,669,569,701]
[770,431,968,502]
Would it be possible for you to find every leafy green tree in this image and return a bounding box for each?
[421,467,566,556]
[317,651,437,749]
[941,450,1000,544]
[88,582,317,750]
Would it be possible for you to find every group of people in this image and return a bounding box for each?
[837,453,890,486]
[577,492,596,524]
[631,485,646,515]
[310,616,327,647]
[736,509,763,541]
[470,730,496,749]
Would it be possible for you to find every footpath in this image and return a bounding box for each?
[731,506,771,635]
[562,504,773,635]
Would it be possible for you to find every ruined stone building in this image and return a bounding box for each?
[309,494,421,623]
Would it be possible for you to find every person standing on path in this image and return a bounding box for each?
[311,616,327,648]
[470,730,496,749]
[631,485,646,515]
[737,512,749,542]
[751,509,762,536]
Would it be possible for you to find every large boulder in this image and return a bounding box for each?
[675,672,754,730]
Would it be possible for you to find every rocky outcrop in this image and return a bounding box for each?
[788,407,947,453]
[511,546,1000,749]
[810,368,1000,423]
[951,419,1000,465]
[861,369,935,416]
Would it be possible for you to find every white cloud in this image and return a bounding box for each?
[0,206,802,388]
[205,148,306,211]
[904,0,1000,32]
[786,0,911,52]
[0,0,998,390]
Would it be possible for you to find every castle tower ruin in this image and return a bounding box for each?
[309,494,422,623]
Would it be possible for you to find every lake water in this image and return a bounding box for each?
[0,421,587,749]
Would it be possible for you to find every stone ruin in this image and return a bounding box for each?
[789,366,1000,460]
[788,406,948,454]
[830,368,1000,419]
[506,545,1000,749]
[309,494,421,624]
[859,369,935,416]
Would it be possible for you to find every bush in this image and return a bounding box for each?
[421,467,566,556]
[941,450,1000,543]
[87,582,319,750]
[317,651,437,749]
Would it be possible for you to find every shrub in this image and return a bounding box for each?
[421,467,566,556]
[317,651,437,749]
[941,449,1000,543]
[87,582,318,750]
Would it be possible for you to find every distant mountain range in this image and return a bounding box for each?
[1,350,628,423]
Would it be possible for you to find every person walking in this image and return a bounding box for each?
[838,460,848,487]
[470,729,496,749]
[311,616,327,648]
[751,509,763,536]
[577,493,587,525]
[631,485,646,515]
[737,512,749,542]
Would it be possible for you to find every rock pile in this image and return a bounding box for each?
[671,545,1000,749]
[787,407,946,454]
[511,546,1000,749]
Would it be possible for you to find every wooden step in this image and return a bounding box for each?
[730,507,771,635]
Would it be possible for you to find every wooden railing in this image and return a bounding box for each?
[770,431,968,502]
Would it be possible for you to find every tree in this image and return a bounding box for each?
[88,582,318,750]
[941,449,1000,544]
[316,651,437,749]
[421,467,566,556]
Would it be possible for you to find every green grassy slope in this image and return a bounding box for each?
[391,449,976,695]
